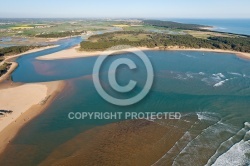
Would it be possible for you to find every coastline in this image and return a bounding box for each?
[164,47,250,60]
[37,45,250,60]
[0,80,65,155]
[0,62,18,83]
[0,45,58,83]
[3,45,59,62]
[0,45,64,155]
[199,26,215,31]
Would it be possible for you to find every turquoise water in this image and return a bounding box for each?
[1,37,250,165]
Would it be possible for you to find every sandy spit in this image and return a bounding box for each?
[37,46,250,60]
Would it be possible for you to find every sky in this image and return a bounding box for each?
[1,0,250,18]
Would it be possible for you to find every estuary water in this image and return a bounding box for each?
[0,37,250,165]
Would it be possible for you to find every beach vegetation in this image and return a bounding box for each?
[0,45,42,57]
[0,62,11,76]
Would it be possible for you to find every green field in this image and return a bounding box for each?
[0,20,121,37]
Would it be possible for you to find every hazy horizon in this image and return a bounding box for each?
[1,17,250,19]
[1,0,250,19]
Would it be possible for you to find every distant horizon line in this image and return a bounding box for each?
[0,17,250,19]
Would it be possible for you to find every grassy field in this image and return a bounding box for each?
[184,30,239,39]
[113,24,129,27]
[0,20,120,37]
[11,26,34,30]
[89,32,151,42]
[112,33,151,41]
[123,25,162,31]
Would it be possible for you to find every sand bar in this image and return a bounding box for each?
[37,45,250,60]
[0,81,65,155]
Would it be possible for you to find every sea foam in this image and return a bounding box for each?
[212,140,250,166]
[213,79,229,87]
[210,122,250,166]
[228,72,242,77]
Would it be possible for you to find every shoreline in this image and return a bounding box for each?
[199,26,215,31]
[0,45,64,155]
[3,45,59,63]
[37,45,250,60]
[0,62,18,83]
[0,45,58,83]
[163,47,250,60]
[0,80,66,155]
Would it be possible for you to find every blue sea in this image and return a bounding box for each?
[167,18,250,35]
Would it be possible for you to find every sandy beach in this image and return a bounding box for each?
[199,26,215,31]
[164,47,250,60]
[0,81,65,155]
[37,45,250,60]
[0,45,64,155]
[36,46,157,60]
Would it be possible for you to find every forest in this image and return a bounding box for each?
[143,20,207,30]
[0,45,42,57]
[80,31,250,52]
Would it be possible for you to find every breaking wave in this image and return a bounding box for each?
[210,122,250,166]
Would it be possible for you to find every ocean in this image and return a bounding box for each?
[168,18,250,35]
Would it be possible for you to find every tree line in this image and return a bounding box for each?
[143,20,207,30]
[80,31,250,53]
[0,45,42,57]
